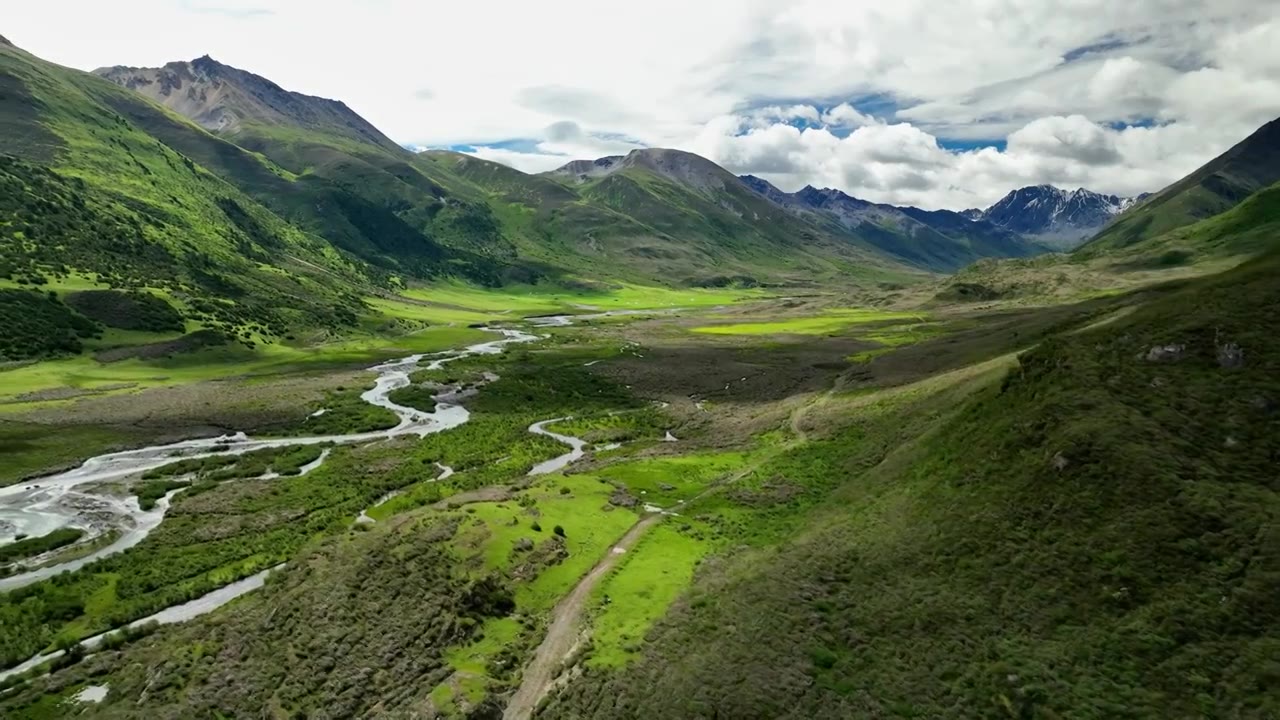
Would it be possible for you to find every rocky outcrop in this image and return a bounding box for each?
[93,57,402,152]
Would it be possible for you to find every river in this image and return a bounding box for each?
[0,311,643,679]
[0,326,542,592]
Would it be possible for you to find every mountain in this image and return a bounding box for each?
[95,56,403,154]
[0,39,381,346]
[0,42,921,318]
[92,57,537,283]
[539,148,907,284]
[737,176,1045,271]
[971,185,1139,249]
[1080,116,1280,256]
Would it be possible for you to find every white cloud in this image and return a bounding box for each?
[5,0,1279,209]
[1006,115,1122,166]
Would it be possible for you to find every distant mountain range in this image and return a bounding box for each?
[965,185,1146,249]
[735,176,1146,253]
[1,35,1277,343]
[734,177,1042,271]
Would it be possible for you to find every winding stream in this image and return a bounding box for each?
[0,327,541,592]
[0,311,638,678]
[0,565,282,683]
[527,418,588,476]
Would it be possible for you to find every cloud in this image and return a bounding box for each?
[6,0,1279,209]
[178,1,273,18]
[1006,115,1122,165]
[464,146,573,174]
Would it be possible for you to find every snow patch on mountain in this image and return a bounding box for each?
[968,185,1142,249]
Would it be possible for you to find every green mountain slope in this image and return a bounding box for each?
[92,57,530,283]
[1097,179,1280,268]
[541,241,1280,718]
[91,58,910,287]
[540,148,916,284]
[0,41,373,345]
[1082,116,1280,254]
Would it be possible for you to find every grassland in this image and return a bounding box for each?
[538,249,1280,720]
[585,524,709,669]
[403,281,761,314]
[3,243,1275,719]
[691,307,922,335]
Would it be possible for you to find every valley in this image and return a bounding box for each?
[1,27,1278,720]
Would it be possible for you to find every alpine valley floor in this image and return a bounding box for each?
[2,254,1275,719]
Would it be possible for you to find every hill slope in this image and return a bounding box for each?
[92,57,927,286]
[538,149,912,284]
[0,40,375,346]
[92,56,531,283]
[541,237,1280,720]
[1081,116,1280,254]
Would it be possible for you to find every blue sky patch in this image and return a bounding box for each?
[1107,117,1160,131]
[938,138,1007,152]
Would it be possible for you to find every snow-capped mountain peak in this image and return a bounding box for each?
[970,184,1139,249]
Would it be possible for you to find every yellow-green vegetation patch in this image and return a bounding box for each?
[439,473,642,690]
[365,296,493,325]
[0,326,488,407]
[848,320,951,363]
[457,474,637,609]
[586,524,709,668]
[692,308,923,335]
[429,682,457,715]
[581,451,749,507]
[403,280,764,316]
[446,615,523,676]
[545,408,669,445]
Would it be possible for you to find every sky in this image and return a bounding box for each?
[7,0,1280,210]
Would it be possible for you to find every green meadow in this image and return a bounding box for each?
[692,308,923,335]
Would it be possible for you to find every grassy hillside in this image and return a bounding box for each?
[86,67,525,284]
[1083,117,1280,254]
[568,153,912,285]
[1086,180,1280,270]
[540,247,1280,718]
[0,42,373,347]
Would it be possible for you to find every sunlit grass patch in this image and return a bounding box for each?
[401,280,764,317]
[692,308,923,335]
[364,296,493,325]
[848,320,951,363]
[581,452,750,507]
[0,326,488,408]
[458,475,636,610]
[586,524,709,668]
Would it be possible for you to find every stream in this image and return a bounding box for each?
[0,565,282,683]
[0,327,542,592]
[0,312,637,678]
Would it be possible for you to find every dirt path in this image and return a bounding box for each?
[502,514,662,720]
[503,370,852,719]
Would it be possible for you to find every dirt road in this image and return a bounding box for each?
[502,513,662,720]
